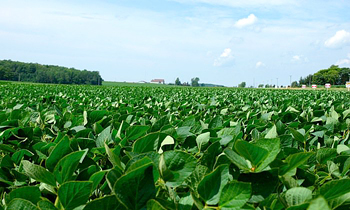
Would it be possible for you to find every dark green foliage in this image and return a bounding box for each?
[238,81,246,87]
[175,77,181,86]
[0,60,103,85]
[1,83,350,209]
[299,65,350,85]
[191,77,200,87]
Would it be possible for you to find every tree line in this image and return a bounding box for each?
[292,65,350,87]
[172,77,199,87]
[0,60,103,85]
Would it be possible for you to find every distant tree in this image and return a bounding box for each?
[299,74,312,86]
[0,60,103,85]
[175,77,181,86]
[258,84,264,88]
[191,77,200,87]
[339,68,350,84]
[291,81,299,87]
[182,82,190,86]
[238,82,246,88]
[309,65,350,85]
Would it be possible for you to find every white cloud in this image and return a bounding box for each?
[256,61,265,68]
[291,55,308,62]
[336,53,350,66]
[325,30,350,48]
[214,48,234,66]
[171,0,296,7]
[220,48,232,57]
[235,14,257,28]
[292,55,300,61]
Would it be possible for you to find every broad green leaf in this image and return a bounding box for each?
[176,126,193,142]
[224,148,250,171]
[11,149,34,165]
[46,136,72,172]
[343,108,350,119]
[289,128,305,143]
[0,144,15,153]
[88,110,107,124]
[254,138,280,172]
[319,179,350,200]
[328,192,350,209]
[106,167,123,191]
[105,144,124,170]
[285,187,312,206]
[280,152,313,176]
[114,163,155,210]
[53,150,88,184]
[281,175,299,189]
[133,132,160,153]
[307,196,330,210]
[234,140,268,169]
[159,151,196,187]
[58,181,92,210]
[89,171,107,191]
[209,116,223,129]
[83,110,88,126]
[37,200,58,210]
[158,136,174,154]
[147,199,167,210]
[96,126,112,147]
[197,164,229,205]
[126,157,153,173]
[201,141,221,169]
[186,165,210,193]
[6,198,39,210]
[179,193,193,210]
[219,181,251,210]
[151,116,169,132]
[342,157,350,176]
[22,160,56,186]
[316,148,337,164]
[196,132,210,152]
[13,104,24,110]
[83,195,124,210]
[5,186,41,205]
[337,144,349,154]
[1,155,14,169]
[126,125,150,141]
[286,106,299,113]
[265,125,278,139]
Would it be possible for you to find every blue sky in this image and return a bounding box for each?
[0,0,349,86]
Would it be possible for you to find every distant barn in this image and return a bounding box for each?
[150,79,165,84]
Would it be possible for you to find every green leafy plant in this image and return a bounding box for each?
[1,83,350,209]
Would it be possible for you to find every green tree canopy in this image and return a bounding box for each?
[302,65,350,85]
[191,77,200,87]
[238,82,246,88]
[0,60,103,85]
[175,77,181,86]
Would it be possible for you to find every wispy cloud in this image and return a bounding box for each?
[336,53,350,66]
[256,61,265,68]
[325,30,350,48]
[214,48,234,66]
[291,55,308,62]
[235,14,257,28]
[171,0,297,7]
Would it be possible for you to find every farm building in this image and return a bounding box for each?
[150,79,165,84]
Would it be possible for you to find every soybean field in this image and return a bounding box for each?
[1,83,350,210]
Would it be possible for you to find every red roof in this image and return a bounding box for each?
[151,79,165,83]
